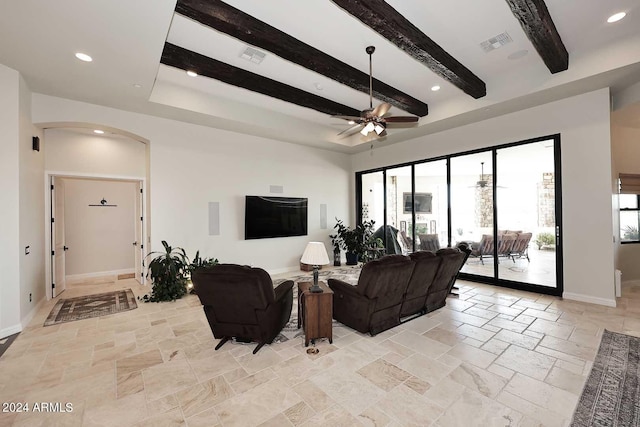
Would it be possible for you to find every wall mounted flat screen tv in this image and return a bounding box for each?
[245,196,308,239]
[403,192,432,214]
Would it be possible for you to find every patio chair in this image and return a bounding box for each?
[469,234,494,264]
[418,234,440,251]
[497,233,517,261]
[510,232,532,262]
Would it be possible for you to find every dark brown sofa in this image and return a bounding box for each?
[328,255,415,335]
[425,244,470,313]
[191,264,293,354]
[329,245,470,335]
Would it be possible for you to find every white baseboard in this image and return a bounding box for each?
[622,280,640,287]
[0,324,22,340]
[66,269,135,283]
[21,296,47,330]
[562,292,617,307]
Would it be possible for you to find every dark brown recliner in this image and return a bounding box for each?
[400,251,442,319]
[191,264,293,354]
[328,255,415,335]
[425,244,471,313]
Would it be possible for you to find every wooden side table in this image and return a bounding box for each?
[297,281,333,347]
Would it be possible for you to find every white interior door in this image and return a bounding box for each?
[134,181,143,284]
[52,177,67,297]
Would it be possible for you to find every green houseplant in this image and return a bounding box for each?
[144,240,189,302]
[332,219,380,265]
[534,232,555,250]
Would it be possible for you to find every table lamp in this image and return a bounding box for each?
[301,242,330,293]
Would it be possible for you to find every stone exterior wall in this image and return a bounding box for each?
[475,174,493,228]
[538,172,555,227]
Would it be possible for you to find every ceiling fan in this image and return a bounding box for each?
[471,162,506,188]
[333,46,419,138]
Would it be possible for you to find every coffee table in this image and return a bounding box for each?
[297,281,333,347]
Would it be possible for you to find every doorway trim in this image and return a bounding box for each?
[44,171,148,301]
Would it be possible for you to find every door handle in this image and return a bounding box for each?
[63,246,69,251]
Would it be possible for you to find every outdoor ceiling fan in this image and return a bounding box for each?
[332,46,419,138]
[472,162,506,188]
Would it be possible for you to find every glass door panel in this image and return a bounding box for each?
[385,166,412,254]
[414,160,448,252]
[496,141,556,288]
[361,171,384,228]
[451,152,495,278]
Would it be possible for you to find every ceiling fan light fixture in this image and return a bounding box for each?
[360,122,375,136]
[374,123,385,135]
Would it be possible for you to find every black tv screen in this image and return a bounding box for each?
[245,196,308,239]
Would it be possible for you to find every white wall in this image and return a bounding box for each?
[45,129,146,177]
[0,64,21,337]
[33,95,351,273]
[352,89,615,306]
[612,124,640,284]
[19,76,45,326]
[63,178,137,277]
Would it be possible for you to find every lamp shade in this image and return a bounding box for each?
[300,242,330,266]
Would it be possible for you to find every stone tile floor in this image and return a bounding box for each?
[1,274,639,427]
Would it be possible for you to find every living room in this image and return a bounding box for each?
[1,1,640,425]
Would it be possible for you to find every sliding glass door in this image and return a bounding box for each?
[495,141,557,288]
[355,135,562,295]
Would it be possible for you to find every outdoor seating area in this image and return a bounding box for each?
[468,231,533,264]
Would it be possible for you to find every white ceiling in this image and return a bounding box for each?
[1,0,639,153]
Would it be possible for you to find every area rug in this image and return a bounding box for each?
[570,329,640,426]
[44,289,137,326]
[272,267,361,343]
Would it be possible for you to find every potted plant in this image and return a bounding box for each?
[534,232,555,250]
[144,240,189,302]
[186,251,219,293]
[329,233,342,266]
[333,219,379,265]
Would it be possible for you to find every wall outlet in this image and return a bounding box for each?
[29,293,32,302]
[25,246,30,255]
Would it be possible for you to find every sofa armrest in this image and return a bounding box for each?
[274,280,294,302]
[327,278,360,297]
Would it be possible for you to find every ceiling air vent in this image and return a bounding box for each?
[239,47,266,64]
[480,32,513,53]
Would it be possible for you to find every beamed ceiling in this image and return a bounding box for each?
[0,1,639,152]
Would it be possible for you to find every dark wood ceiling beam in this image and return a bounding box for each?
[504,0,568,73]
[160,43,362,117]
[175,0,428,117]
[331,0,486,99]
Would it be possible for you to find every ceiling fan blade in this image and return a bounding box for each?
[372,102,391,117]
[384,116,419,123]
[331,115,363,122]
[337,123,364,137]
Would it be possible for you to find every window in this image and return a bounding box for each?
[620,194,640,243]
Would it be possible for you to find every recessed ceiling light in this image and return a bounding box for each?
[75,52,93,62]
[93,130,104,134]
[607,12,626,23]
[186,70,198,77]
[348,120,355,125]
[133,83,142,88]
[431,85,441,91]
